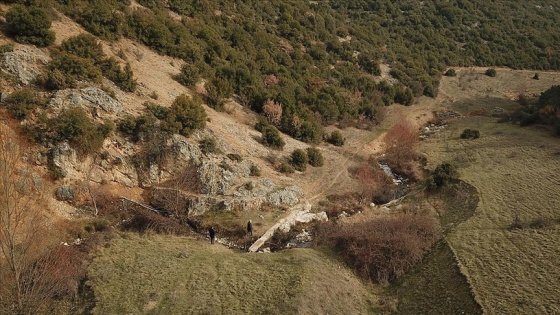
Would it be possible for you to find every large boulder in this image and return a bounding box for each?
[2,46,49,84]
[49,88,122,114]
[49,142,78,179]
[268,186,304,206]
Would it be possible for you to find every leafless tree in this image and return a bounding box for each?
[0,129,85,314]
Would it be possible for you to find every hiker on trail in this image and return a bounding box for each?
[209,226,216,244]
[247,220,253,237]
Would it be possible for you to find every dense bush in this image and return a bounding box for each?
[444,69,457,77]
[382,121,421,179]
[48,50,103,84]
[117,112,157,142]
[199,137,220,154]
[485,68,497,77]
[5,4,55,46]
[29,107,113,156]
[318,214,440,284]
[326,130,345,146]
[427,163,458,190]
[460,129,480,139]
[261,126,285,149]
[46,34,137,91]
[162,95,207,137]
[306,147,324,167]
[4,88,46,120]
[289,149,308,172]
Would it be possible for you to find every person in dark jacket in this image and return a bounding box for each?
[209,226,216,244]
[247,220,253,237]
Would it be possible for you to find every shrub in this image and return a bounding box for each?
[40,68,77,90]
[199,137,220,154]
[99,59,137,92]
[297,120,323,144]
[175,63,200,87]
[5,88,46,120]
[429,163,458,189]
[261,125,285,149]
[50,107,113,156]
[533,73,540,80]
[460,129,480,139]
[353,160,394,204]
[249,164,261,176]
[306,147,324,167]
[318,214,440,284]
[6,4,55,47]
[326,130,345,146]
[117,113,157,142]
[485,68,497,77]
[289,149,308,172]
[60,33,104,63]
[444,69,457,77]
[279,161,295,174]
[0,43,15,55]
[262,99,282,125]
[49,50,102,84]
[162,94,206,137]
[29,107,112,156]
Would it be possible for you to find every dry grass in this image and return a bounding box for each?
[422,115,560,314]
[87,233,378,315]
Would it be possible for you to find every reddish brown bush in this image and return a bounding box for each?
[262,99,283,125]
[353,160,394,204]
[318,214,440,284]
[121,205,189,235]
[382,120,422,180]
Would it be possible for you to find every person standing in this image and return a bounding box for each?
[209,226,216,244]
[247,220,253,237]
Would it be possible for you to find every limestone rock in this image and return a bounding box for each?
[49,88,122,114]
[49,142,78,178]
[267,185,303,206]
[198,160,232,195]
[2,46,49,84]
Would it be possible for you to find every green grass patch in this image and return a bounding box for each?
[87,233,378,315]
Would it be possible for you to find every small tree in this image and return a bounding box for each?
[164,94,207,137]
[290,149,308,172]
[306,147,324,167]
[326,130,345,146]
[261,126,285,149]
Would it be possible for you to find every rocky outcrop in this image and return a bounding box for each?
[267,186,303,206]
[49,142,78,179]
[55,186,76,201]
[49,88,122,114]
[2,46,49,84]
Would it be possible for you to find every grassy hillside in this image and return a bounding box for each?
[87,233,378,315]
[422,111,560,313]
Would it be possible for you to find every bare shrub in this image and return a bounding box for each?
[382,120,422,180]
[121,205,188,235]
[352,159,394,204]
[262,99,282,125]
[317,214,440,284]
[317,193,364,218]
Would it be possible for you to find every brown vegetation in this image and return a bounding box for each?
[318,213,440,284]
[382,119,422,180]
[0,130,86,314]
